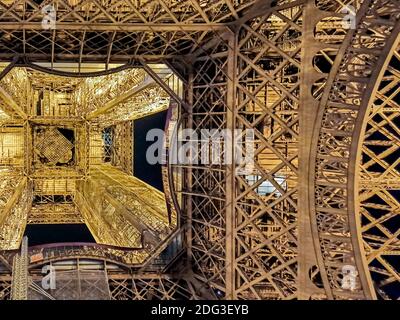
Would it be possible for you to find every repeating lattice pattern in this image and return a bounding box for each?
[359,44,400,300]
[311,0,400,299]
[0,0,255,64]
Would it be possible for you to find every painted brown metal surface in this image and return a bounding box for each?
[0,0,399,300]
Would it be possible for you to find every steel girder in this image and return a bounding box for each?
[358,43,400,300]
[175,0,400,300]
[0,0,257,65]
[0,0,400,300]
[1,257,198,300]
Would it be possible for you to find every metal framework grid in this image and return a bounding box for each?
[0,0,399,300]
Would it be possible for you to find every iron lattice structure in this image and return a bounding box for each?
[0,0,399,300]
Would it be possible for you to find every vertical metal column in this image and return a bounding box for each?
[225,31,238,299]
[11,236,29,300]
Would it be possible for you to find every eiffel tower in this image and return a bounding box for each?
[0,0,399,300]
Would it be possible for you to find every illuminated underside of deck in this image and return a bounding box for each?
[0,64,179,251]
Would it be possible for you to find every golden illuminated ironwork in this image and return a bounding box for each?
[0,0,400,301]
[76,164,172,250]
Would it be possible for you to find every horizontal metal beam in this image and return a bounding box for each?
[0,255,11,271]
[0,22,228,32]
[28,117,85,124]
[0,119,24,126]
[0,54,177,62]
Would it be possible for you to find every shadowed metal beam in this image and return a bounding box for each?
[0,255,11,271]
[0,22,228,32]
[0,58,18,81]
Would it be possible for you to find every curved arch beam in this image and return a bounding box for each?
[309,0,400,299]
[19,60,137,78]
[348,24,400,301]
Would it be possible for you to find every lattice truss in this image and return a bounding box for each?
[0,0,256,64]
[110,276,197,300]
[2,1,288,300]
[176,2,303,300]
[177,0,400,301]
[30,269,111,300]
[0,0,400,301]
[1,258,198,300]
[306,0,400,301]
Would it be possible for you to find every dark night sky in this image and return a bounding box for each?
[25,224,95,245]
[25,111,167,246]
[134,110,167,192]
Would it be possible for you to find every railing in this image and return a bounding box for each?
[0,228,186,270]
[27,242,148,266]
